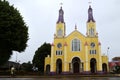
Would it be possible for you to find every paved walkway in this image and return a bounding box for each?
[1,76,120,80]
[0,78,120,80]
[0,74,120,78]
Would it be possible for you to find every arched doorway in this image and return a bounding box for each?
[102,63,107,72]
[46,65,50,74]
[56,59,62,74]
[72,57,81,73]
[90,58,97,73]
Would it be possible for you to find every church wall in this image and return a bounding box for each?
[56,23,65,37]
[65,31,86,61]
[86,37,103,72]
[102,56,109,72]
[64,31,88,73]
[87,21,96,36]
[44,56,51,72]
[44,5,109,74]
[47,31,108,74]
[51,38,65,73]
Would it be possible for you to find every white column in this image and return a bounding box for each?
[85,42,89,71]
[50,44,54,72]
[64,42,67,72]
[98,42,102,71]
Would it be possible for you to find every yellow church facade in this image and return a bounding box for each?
[44,5,108,74]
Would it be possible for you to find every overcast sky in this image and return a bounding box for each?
[7,0,120,63]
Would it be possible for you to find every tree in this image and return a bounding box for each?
[0,0,28,65]
[21,61,33,72]
[32,43,51,73]
[114,65,120,73]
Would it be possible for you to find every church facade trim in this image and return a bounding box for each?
[44,5,108,74]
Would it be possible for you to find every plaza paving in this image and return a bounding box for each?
[1,74,120,80]
[0,77,120,80]
[1,75,120,80]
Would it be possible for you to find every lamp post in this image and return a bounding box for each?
[15,52,18,72]
[18,60,20,72]
[107,47,110,72]
[16,52,18,63]
[107,47,110,61]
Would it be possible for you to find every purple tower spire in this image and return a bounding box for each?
[87,5,95,22]
[57,7,64,23]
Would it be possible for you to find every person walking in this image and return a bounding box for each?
[11,66,15,77]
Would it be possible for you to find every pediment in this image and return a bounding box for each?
[66,30,86,38]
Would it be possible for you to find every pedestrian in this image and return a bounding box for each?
[11,66,15,77]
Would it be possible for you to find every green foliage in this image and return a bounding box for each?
[32,43,51,73]
[21,61,33,71]
[113,65,120,73]
[0,0,28,65]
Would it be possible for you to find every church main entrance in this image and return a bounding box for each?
[56,59,62,74]
[90,58,97,73]
[72,57,81,73]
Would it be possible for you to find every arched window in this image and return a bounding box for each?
[89,28,94,36]
[72,39,80,51]
[57,29,62,36]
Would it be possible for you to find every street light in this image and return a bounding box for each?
[16,52,18,63]
[107,47,110,60]
[107,47,110,72]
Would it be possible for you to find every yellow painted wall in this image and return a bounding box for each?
[44,17,108,74]
[44,56,50,71]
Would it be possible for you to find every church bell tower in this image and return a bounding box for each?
[86,5,97,37]
[55,7,66,38]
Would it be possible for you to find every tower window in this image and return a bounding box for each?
[57,29,63,37]
[89,28,94,36]
[72,39,80,51]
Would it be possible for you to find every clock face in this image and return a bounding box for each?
[91,42,95,48]
[57,43,62,48]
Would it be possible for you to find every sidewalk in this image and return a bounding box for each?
[0,74,120,78]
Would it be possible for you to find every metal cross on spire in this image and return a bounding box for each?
[88,0,92,5]
[60,2,63,7]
